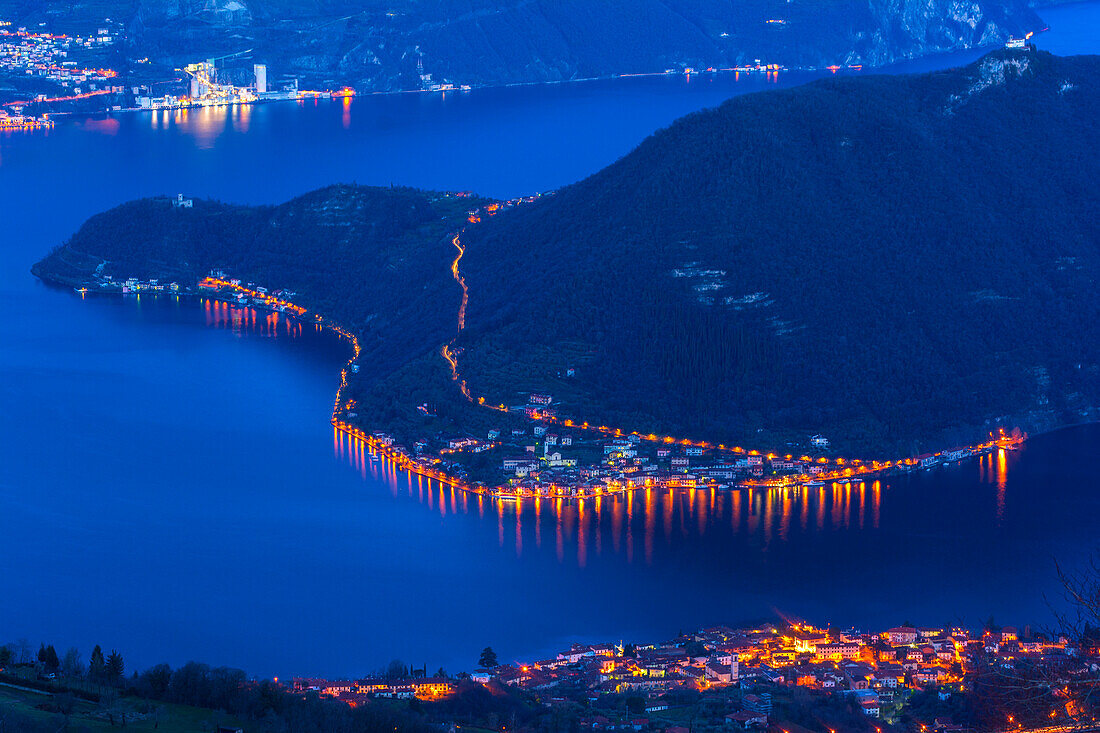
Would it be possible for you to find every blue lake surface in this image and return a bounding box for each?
[1,6,1098,678]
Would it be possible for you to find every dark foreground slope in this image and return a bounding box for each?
[458,49,1100,455]
[34,186,473,381]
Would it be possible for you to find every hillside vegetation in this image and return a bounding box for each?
[35,50,1100,456]
[33,186,472,382]
[457,49,1100,454]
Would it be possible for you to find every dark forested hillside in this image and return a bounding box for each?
[35,50,1100,456]
[33,186,472,381]
[458,49,1100,454]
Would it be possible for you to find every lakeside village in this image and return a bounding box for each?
[0,20,119,129]
[0,25,792,131]
[72,193,1027,502]
[292,620,1093,731]
[4,10,974,130]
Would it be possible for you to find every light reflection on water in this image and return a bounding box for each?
[330,422,1022,569]
[198,298,305,338]
[4,13,1095,670]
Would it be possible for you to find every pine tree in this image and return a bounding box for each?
[43,644,60,673]
[88,645,105,681]
[477,646,498,669]
[105,650,124,682]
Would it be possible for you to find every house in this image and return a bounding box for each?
[844,689,881,716]
[816,641,860,661]
[172,193,193,208]
[887,627,918,645]
[321,680,354,696]
[725,711,767,729]
[503,457,538,475]
[742,693,772,714]
[448,437,477,450]
[705,662,732,683]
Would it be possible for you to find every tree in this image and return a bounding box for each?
[14,638,31,664]
[37,644,60,673]
[1050,553,1100,724]
[61,647,82,678]
[88,645,105,681]
[478,647,498,669]
[971,552,1100,729]
[105,650,124,683]
[136,663,172,698]
[0,645,12,665]
[385,659,409,679]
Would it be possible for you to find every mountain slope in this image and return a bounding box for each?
[457,49,1100,454]
[33,186,471,382]
[33,50,1100,457]
[32,0,1043,90]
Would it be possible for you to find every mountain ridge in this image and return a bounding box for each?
[0,0,1046,91]
[32,49,1100,457]
[455,48,1100,454]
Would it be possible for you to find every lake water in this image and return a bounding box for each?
[1,5,1098,678]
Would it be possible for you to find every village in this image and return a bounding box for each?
[376,390,1024,498]
[291,619,1090,732]
[0,19,122,123]
[64,190,1027,502]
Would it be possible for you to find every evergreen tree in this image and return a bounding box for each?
[42,644,60,673]
[88,645,105,681]
[478,646,498,669]
[105,650,124,682]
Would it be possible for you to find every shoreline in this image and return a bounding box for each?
[36,260,1035,502]
[16,29,1060,125]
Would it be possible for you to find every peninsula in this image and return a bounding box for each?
[33,48,1099,497]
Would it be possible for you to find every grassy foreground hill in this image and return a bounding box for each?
[35,49,1100,457]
